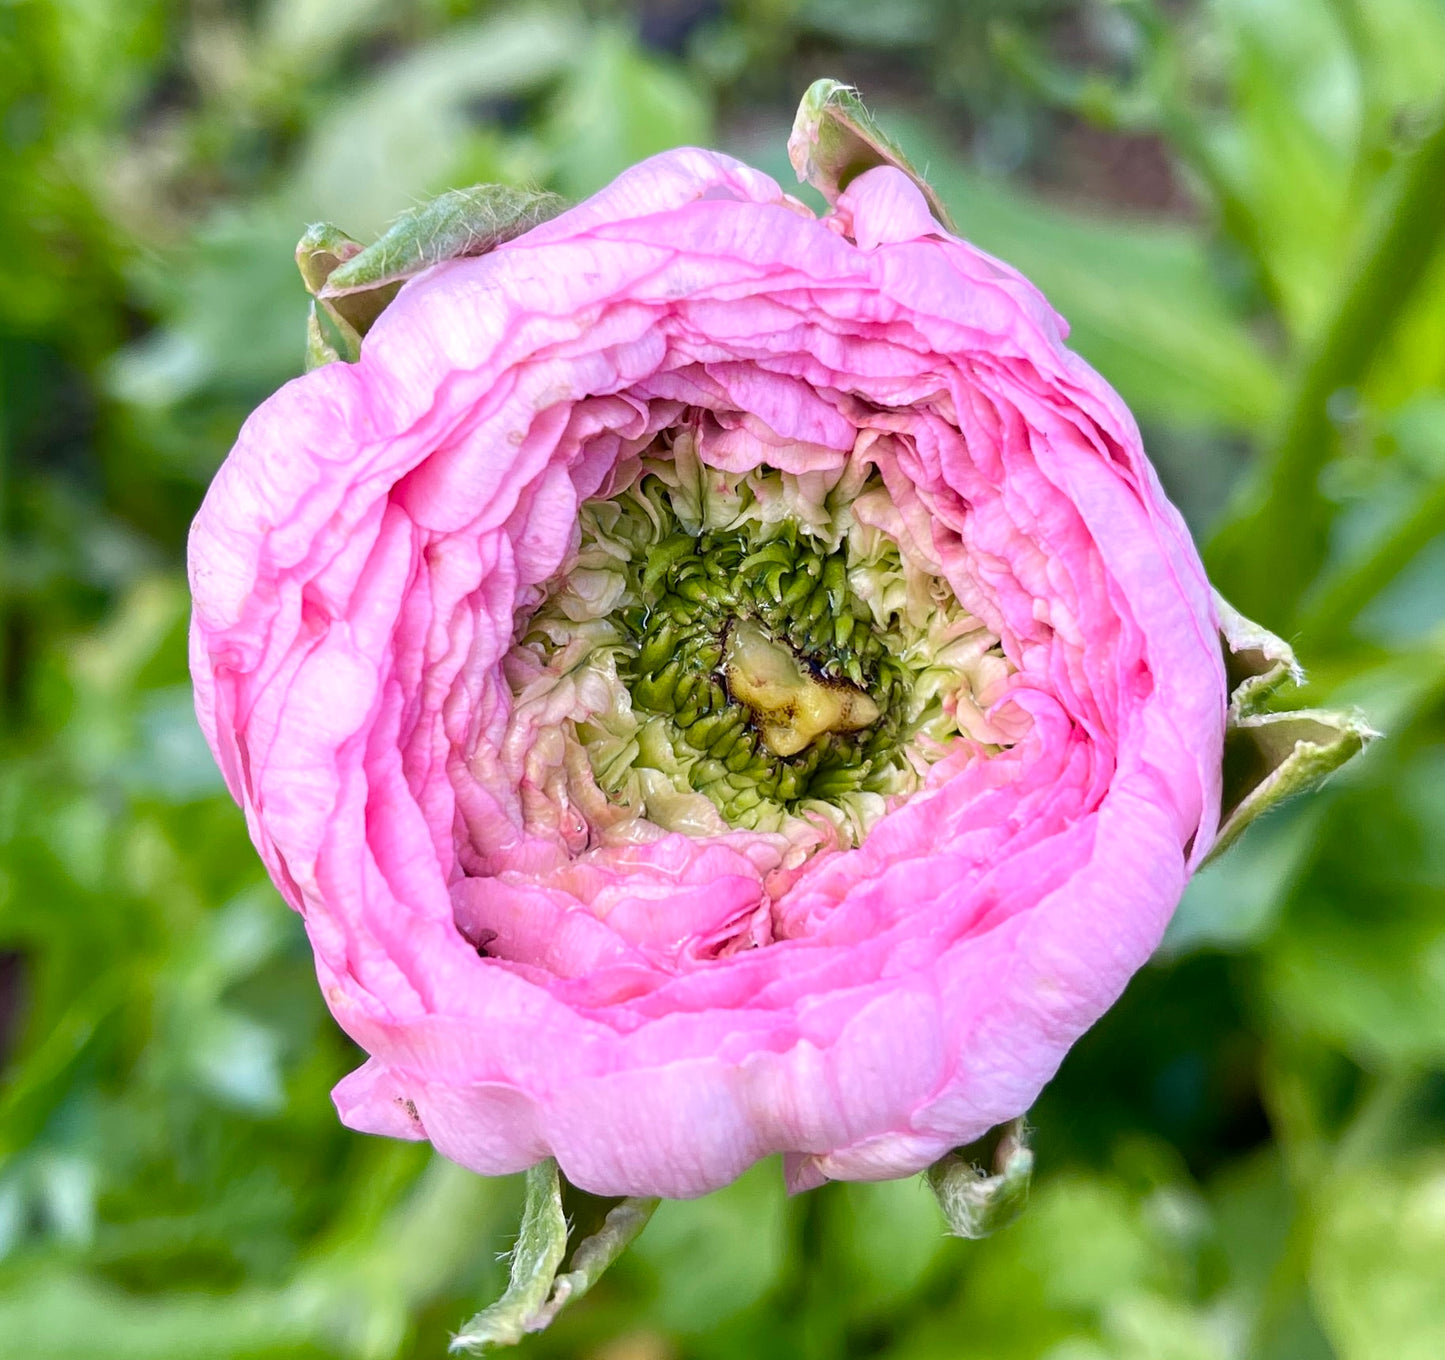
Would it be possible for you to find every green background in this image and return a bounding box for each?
[2,1,1443,1356]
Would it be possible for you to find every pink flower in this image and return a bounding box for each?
[189,150,1225,1199]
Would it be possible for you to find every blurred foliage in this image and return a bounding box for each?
[2,0,1444,1356]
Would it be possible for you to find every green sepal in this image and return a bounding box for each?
[321,185,566,297]
[1211,707,1375,864]
[1215,592,1304,719]
[296,222,364,295]
[295,187,564,370]
[788,78,956,230]
[1206,595,1377,864]
[926,1118,1033,1239]
[449,1159,658,1353]
[299,224,363,370]
[296,222,398,369]
[304,299,361,370]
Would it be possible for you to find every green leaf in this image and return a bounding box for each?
[107,209,311,406]
[926,1118,1033,1239]
[288,9,580,237]
[1164,803,1322,953]
[255,0,399,76]
[450,1160,657,1353]
[290,1155,512,1357]
[0,1267,308,1360]
[543,26,711,200]
[1265,886,1445,1066]
[1259,740,1445,1066]
[920,1168,1216,1358]
[828,1178,953,1319]
[788,78,956,230]
[1311,1155,1445,1360]
[1208,3,1359,342]
[628,1160,787,1334]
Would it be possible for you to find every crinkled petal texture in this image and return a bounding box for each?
[189,152,1225,1198]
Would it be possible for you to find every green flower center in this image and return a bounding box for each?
[508,430,1013,849]
[601,515,903,809]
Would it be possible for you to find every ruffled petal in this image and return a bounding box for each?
[189,142,1225,1198]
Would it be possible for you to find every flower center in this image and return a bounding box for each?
[504,426,1015,850]
[722,620,880,758]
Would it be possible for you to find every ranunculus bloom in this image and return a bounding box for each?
[189,150,1225,1198]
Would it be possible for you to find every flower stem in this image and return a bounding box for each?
[1207,102,1445,626]
[1294,473,1445,648]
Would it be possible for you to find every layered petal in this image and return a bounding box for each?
[189,146,1225,1198]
